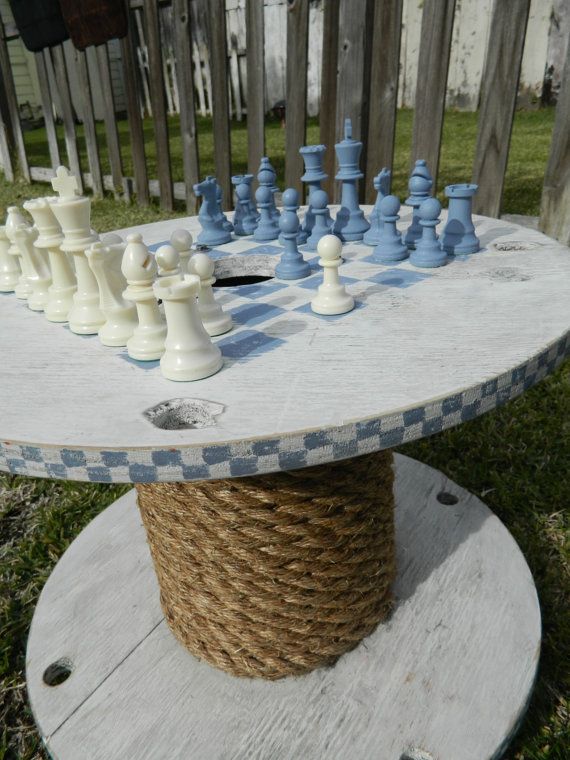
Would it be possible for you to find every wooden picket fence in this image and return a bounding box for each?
[0,0,568,243]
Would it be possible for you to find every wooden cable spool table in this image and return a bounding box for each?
[1,208,569,759]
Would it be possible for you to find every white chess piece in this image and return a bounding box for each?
[86,241,138,346]
[311,234,354,316]
[153,273,223,382]
[48,182,103,334]
[13,224,52,311]
[24,197,76,322]
[5,206,33,299]
[51,165,80,200]
[188,252,232,336]
[170,229,193,274]
[155,244,182,278]
[0,225,20,292]
[100,232,124,246]
[122,233,166,360]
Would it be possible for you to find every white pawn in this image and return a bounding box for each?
[13,224,52,311]
[86,241,138,347]
[122,233,166,360]
[153,274,223,382]
[188,252,232,336]
[0,225,20,292]
[311,234,354,316]
[24,197,76,322]
[155,244,182,279]
[5,206,33,299]
[170,229,193,274]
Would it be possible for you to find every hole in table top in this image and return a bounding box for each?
[214,275,273,288]
[43,658,73,686]
[144,398,225,430]
[437,491,459,505]
[400,750,434,760]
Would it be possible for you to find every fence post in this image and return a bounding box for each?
[246,0,265,177]
[539,43,570,245]
[365,0,403,203]
[173,0,200,214]
[207,0,232,209]
[50,45,83,193]
[319,0,339,199]
[75,50,103,197]
[143,0,174,211]
[96,43,126,199]
[472,0,531,218]
[285,0,310,194]
[34,50,61,169]
[410,0,456,190]
[0,15,29,181]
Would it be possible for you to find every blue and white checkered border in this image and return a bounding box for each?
[1,333,568,484]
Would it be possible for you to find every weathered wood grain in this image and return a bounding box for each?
[539,41,570,246]
[472,0,531,218]
[75,51,103,198]
[0,212,569,480]
[49,45,83,193]
[120,25,149,206]
[173,0,200,214]
[246,0,265,175]
[28,456,541,760]
[34,51,61,170]
[208,0,232,208]
[95,44,125,199]
[285,0,310,194]
[0,97,14,182]
[143,0,174,210]
[319,0,340,198]
[411,0,456,190]
[335,0,372,201]
[365,0,403,202]
[0,14,29,181]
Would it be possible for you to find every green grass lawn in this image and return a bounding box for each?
[1,108,568,759]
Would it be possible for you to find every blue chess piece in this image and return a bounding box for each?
[363,168,391,246]
[409,198,448,268]
[373,195,408,263]
[299,144,333,242]
[231,175,247,235]
[253,185,280,242]
[216,183,234,233]
[233,177,258,236]
[332,118,370,241]
[306,189,334,251]
[404,159,433,249]
[275,191,311,280]
[278,187,305,245]
[194,177,232,246]
[257,157,280,222]
[441,183,480,254]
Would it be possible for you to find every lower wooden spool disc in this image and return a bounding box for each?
[26,455,540,760]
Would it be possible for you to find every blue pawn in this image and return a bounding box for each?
[363,167,391,246]
[231,174,247,235]
[410,198,448,268]
[275,195,311,280]
[404,159,433,249]
[373,195,408,263]
[278,187,305,245]
[332,118,370,241]
[253,185,280,242]
[305,189,334,251]
[194,177,232,246]
[236,181,258,235]
[441,183,480,254]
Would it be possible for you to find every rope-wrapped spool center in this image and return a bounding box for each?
[136,450,396,679]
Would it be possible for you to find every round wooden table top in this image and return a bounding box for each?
[1,208,569,483]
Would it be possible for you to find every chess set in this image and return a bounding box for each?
[0,118,482,384]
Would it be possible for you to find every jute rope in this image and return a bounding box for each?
[136,450,396,680]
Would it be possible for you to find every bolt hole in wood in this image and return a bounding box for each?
[437,491,459,505]
[400,751,434,760]
[144,398,225,430]
[43,659,73,687]
[491,241,531,251]
[214,275,273,288]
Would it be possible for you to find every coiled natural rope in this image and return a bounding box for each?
[136,450,395,679]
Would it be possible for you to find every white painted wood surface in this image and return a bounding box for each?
[0,210,569,483]
[26,456,541,760]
